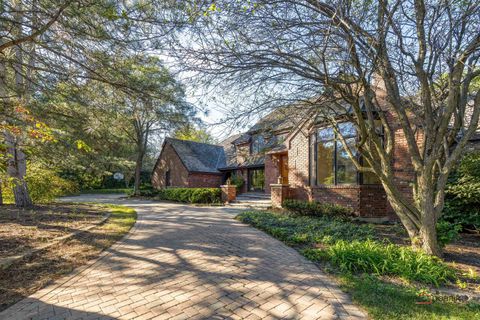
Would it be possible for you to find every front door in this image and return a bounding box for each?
[279,155,289,184]
[248,168,265,191]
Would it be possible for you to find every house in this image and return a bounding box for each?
[152,106,309,193]
[151,101,392,220]
[152,88,479,220]
[151,138,226,188]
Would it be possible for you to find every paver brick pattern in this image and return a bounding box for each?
[1,198,366,320]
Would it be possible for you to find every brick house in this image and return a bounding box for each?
[151,104,398,219]
[151,138,225,188]
[152,92,479,220]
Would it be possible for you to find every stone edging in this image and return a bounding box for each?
[0,205,140,317]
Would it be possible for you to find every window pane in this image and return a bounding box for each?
[363,171,381,184]
[338,122,356,138]
[316,140,335,185]
[318,127,334,141]
[336,139,357,184]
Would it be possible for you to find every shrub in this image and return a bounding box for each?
[135,188,158,197]
[436,221,461,247]
[156,187,221,204]
[230,174,244,191]
[305,240,456,286]
[282,199,352,219]
[3,165,78,203]
[443,151,480,231]
[441,201,480,232]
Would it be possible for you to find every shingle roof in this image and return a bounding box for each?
[219,134,242,168]
[165,138,226,173]
[248,105,313,134]
[160,105,315,173]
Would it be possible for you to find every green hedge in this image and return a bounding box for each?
[282,199,353,219]
[156,188,221,204]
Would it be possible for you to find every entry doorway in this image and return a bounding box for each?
[279,154,289,184]
[248,168,265,192]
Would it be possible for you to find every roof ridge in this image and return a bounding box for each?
[165,136,222,148]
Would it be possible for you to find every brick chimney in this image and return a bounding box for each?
[371,73,386,92]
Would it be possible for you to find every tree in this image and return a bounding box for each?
[168,0,480,256]
[48,54,196,195]
[0,0,179,205]
[173,124,215,143]
[111,55,195,195]
[0,0,123,206]
[33,82,137,190]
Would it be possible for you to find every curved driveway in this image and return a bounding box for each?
[1,196,366,320]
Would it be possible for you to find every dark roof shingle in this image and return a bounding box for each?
[165,138,226,173]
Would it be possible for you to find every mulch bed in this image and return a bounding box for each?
[0,204,124,312]
[0,204,106,258]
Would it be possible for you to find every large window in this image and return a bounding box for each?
[310,122,380,185]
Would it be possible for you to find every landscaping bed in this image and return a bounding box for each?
[237,210,480,320]
[0,203,136,312]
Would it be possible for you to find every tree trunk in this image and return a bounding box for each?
[5,132,32,207]
[0,182,3,205]
[134,147,144,196]
[382,176,442,256]
[417,194,442,256]
[419,219,441,256]
[6,0,32,208]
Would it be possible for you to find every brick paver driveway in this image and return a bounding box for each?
[1,197,366,320]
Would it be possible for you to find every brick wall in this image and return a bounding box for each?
[358,185,388,217]
[309,185,387,218]
[287,126,310,200]
[188,173,222,188]
[310,185,359,213]
[152,142,222,189]
[264,155,279,194]
[380,89,419,216]
[152,142,189,188]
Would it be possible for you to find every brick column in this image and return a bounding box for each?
[220,185,237,203]
[270,184,290,208]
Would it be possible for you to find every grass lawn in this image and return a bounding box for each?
[237,210,480,320]
[0,203,136,312]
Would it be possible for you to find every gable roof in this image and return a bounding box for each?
[165,137,226,173]
[248,106,298,133]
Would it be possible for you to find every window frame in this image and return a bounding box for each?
[309,122,382,186]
